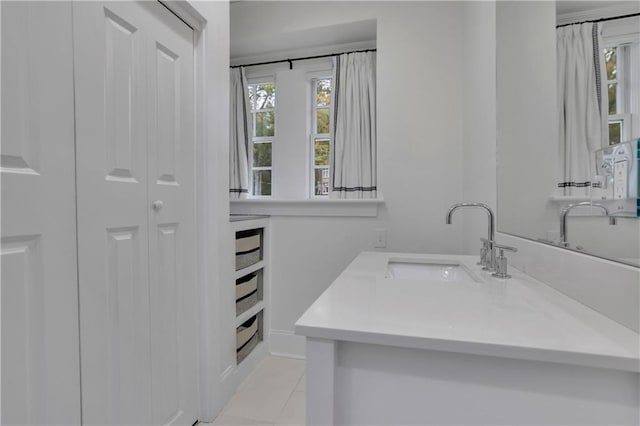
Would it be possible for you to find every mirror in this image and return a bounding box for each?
[496,1,640,267]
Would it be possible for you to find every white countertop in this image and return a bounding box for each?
[294,252,640,372]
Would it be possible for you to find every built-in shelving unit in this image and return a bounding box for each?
[231,217,269,366]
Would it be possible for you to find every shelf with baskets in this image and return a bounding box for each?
[232,218,268,365]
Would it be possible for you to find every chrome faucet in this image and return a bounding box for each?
[559,202,616,247]
[446,203,496,271]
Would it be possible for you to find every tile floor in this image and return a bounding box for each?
[209,356,306,426]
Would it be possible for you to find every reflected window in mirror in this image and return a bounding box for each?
[602,15,640,148]
[604,43,634,145]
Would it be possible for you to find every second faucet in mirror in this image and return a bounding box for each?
[559,202,617,248]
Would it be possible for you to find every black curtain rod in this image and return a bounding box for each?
[556,12,640,28]
[230,48,377,69]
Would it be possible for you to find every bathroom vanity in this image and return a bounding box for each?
[295,252,640,425]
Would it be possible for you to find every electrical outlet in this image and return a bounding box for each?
[373,228,387,248]
[614,160,628,200]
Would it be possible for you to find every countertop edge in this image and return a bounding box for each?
[294,324,640,373]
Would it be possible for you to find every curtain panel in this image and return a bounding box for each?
[230,67,251,199]
[556,23,608,196]
[331,52,377,199]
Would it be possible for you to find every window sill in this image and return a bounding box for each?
[548,195,591,202]
[230,197,384,217]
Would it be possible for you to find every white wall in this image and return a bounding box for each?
[230,1,499,357]
[461,1,497,254]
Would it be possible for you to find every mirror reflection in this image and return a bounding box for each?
[497,1,639,267]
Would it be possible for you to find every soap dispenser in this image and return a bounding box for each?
[491,243,517,279]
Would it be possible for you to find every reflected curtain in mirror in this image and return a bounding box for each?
[556,23,608,196]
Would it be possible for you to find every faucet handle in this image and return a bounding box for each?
[492,242,517,253]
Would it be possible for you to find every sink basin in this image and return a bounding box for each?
[386,259,480,283]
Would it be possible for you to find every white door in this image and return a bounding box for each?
[144,4,198,425]
[1,2,82,424]
[73,2,197,424]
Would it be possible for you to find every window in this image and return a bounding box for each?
[604,44,633,145]
[311,78,332,196]
[248,82,275,196]
[239,53,375,201]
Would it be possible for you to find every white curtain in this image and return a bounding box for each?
[557,23,608,196]
[331,52,377,199]
[230,67,251,199]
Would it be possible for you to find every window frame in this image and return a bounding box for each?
[603,32,639,146]
[309,75,333,198]
[247,80,276,198]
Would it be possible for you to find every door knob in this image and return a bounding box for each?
[152,200,164,211]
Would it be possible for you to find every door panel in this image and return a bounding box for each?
[1,2,81,424]
[152,224,181,424]
[2,2,40,175]
[74,2,152,424]
[1,236,44,424]
[154,41,180,185]
[104,226,150,423]
[104,8,141,182]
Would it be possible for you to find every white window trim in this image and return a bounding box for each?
[310,135,331,198]
[608,114,632,141]
[603,20,640,145]
[309,75,333,198]
[248,80,275,198]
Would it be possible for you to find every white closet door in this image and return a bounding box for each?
[144,4,198,425]
[73,2,197,425]
[73,2,152,424]
[1,2,82,424]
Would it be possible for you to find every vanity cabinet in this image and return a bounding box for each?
[231,217,269,365]
[296,252,640,426]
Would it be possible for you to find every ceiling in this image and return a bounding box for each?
[230,2,376,63]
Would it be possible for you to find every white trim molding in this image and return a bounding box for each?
[159,1,206,30]
[162,1,230,422]
[269,329,306,359]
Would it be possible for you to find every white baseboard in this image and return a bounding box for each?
[269,329,306,359]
